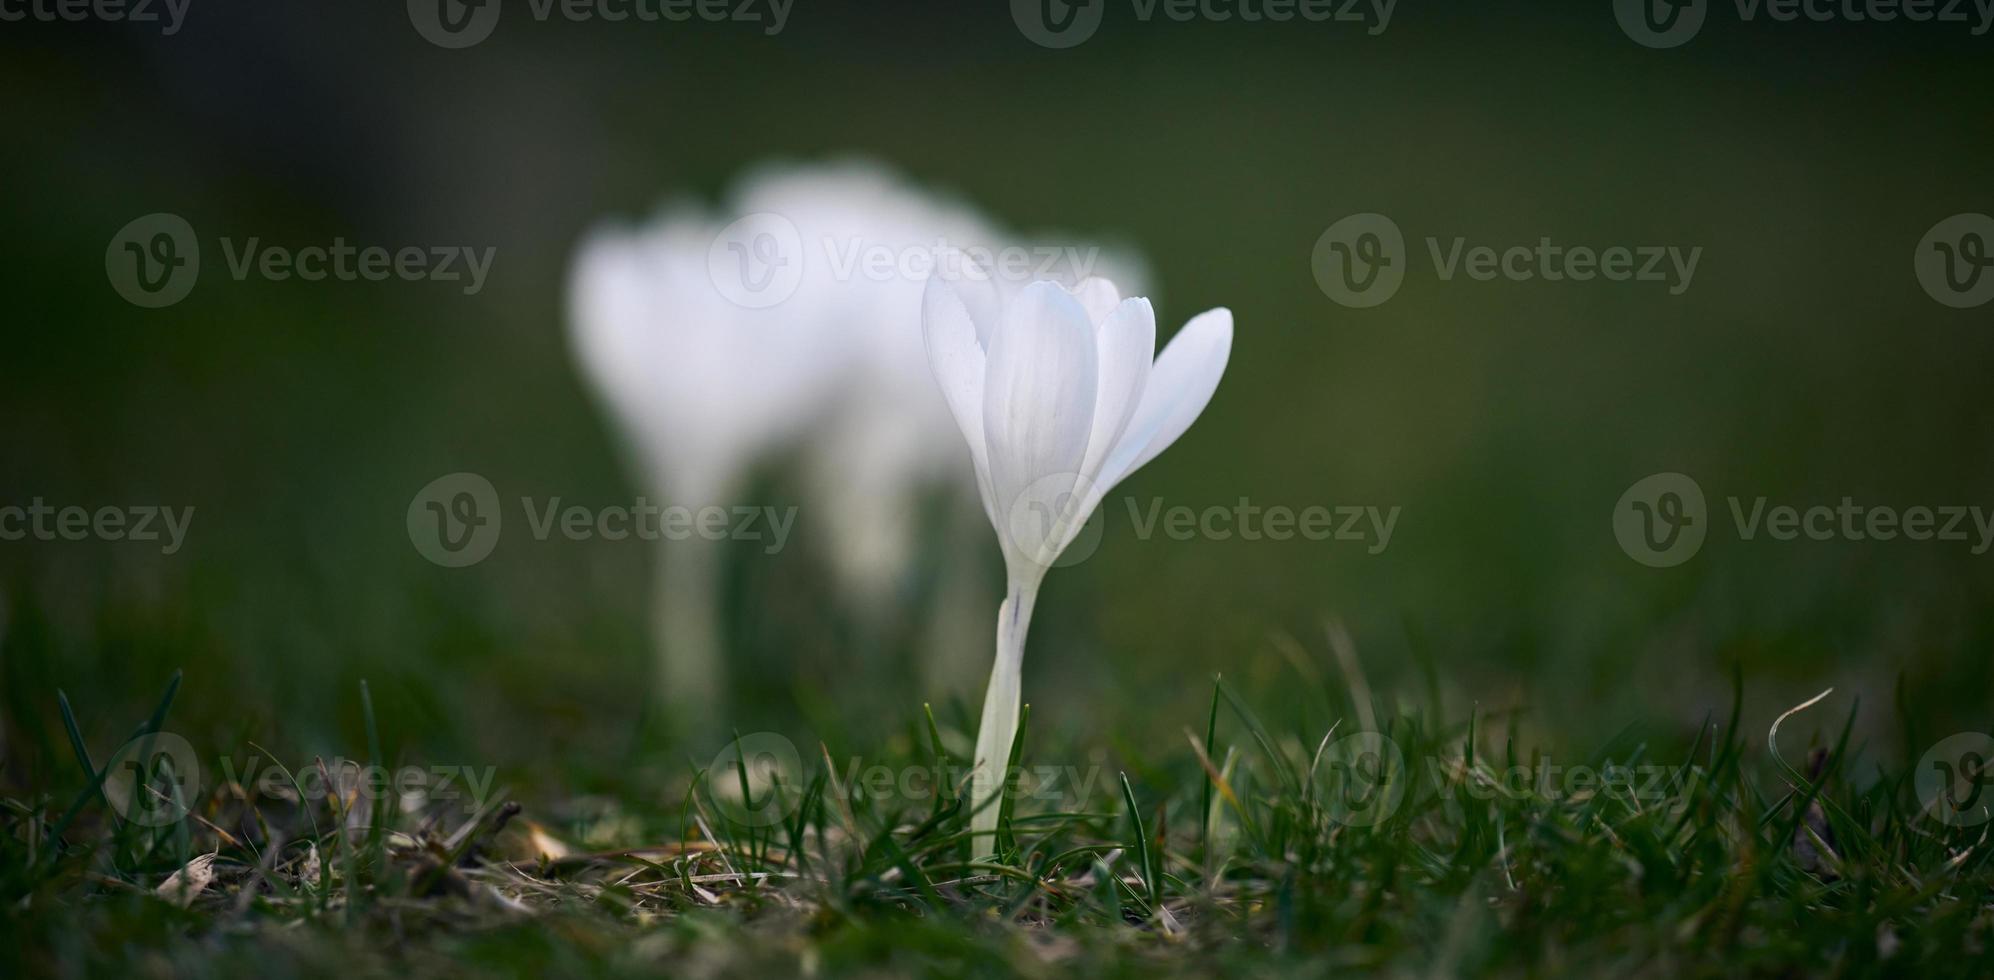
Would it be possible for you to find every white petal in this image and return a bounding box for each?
[983,281,1099,567]
[1091,307,1233,504]
[1072,298,1154,522]
[1067,277,1122,327]
[923,276,997,523]
[933,247,1005,346]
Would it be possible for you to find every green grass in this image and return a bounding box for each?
[6,670,1991,978]
[4,7,1991,977]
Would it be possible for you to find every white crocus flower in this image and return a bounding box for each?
[923,266,1233,851]
[570,206,850,727]
[572,162,1152,731]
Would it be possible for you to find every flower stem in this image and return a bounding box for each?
[656,537,723,737]
[970,576,1038,856]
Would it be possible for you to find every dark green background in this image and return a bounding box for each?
[2,1,1989,801]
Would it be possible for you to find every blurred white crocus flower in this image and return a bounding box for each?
[923,266,1233,850]
[571,203,851,722]
[569,161,1149,730]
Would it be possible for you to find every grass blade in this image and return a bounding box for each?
[44,670,182,852]
[1120,771,1159,912]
